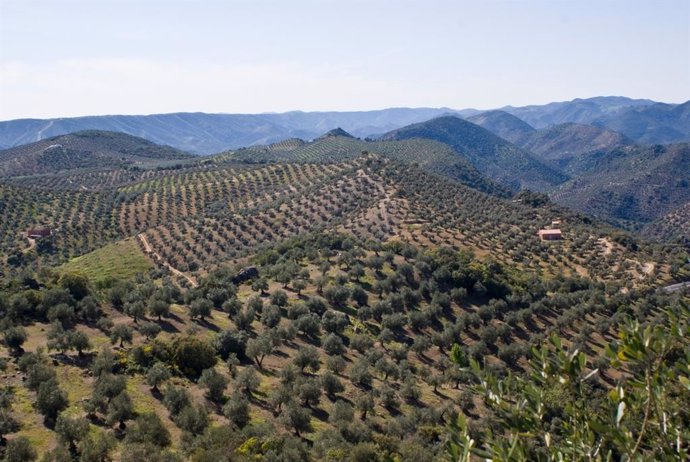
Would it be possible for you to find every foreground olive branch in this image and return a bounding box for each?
[447,301,690,461]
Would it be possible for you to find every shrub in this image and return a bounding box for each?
[322,333,345,356]
[106,392,134,428]
[215,329,247,360]
[146,362,171,392]
[223,393,250,428]
[198,368,228,403]
[110,324,133,348]
[3,436,37,462]
[0,409,19,440]
[125,412,171,447]
[270,290,288,307]
[189,298,213,320]
[235,367,260,395]
[246,334,273,368]
[172,336,217,378]
[59,272,91,301]
[36,378,68,421]
[349,359,372,388]
[3,327,27,353]
[280,403,312,437]
[297,378,322,408]
[55,415,89,452]
[174,405,208,435]
[321,371,345,398]
[163,386,190,417]
[293,346,320,373]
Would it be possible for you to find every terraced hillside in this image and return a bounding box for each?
[0,130,192,178]
[224,134,509,197]
[1,134,689,461]
[0,147,674,290]
[4,229,688,459]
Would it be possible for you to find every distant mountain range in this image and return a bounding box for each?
[1,96,687,154]
[468,111,634,169]
[498,96,655,128]
[518,123,632,167]
[592,101,690,144]
[0,108,455,154]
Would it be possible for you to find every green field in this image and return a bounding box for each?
[57,238,152,285]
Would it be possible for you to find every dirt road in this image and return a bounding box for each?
[137,233,198,287]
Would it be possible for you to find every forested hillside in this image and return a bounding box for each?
[551,143,690,226]
[378,116,568,191]
[466,111,535,145]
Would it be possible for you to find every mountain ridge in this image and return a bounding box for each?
[499,96,657,128]
[593,100,690,144]
[551,142,690,225]
[378,115,568,191]
[466,110,535,144]
[517,122,633,168]
[1,96,684,154]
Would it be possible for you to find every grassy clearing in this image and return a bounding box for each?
[13,385,56,453]
[56,364,93,416]
[57,238,152,285]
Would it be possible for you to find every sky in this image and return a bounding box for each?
[0,0,688,120]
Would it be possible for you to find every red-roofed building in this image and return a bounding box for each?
[538,229,562,241]
[27,227,52,238]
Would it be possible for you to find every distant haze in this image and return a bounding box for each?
[1,0,688,120]
[2,97,688,153]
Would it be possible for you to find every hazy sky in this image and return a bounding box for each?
[0,0,688,120]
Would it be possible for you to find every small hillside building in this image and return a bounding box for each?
[538,229,562,241]
[27,227,52,238]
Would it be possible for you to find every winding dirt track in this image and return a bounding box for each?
[137,233,198,287]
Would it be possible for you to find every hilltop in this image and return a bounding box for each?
[466,110,535,145]
[316,128,356,139]
[223,132,509,197]
[378,116,568,191]
[0,130,192,178]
